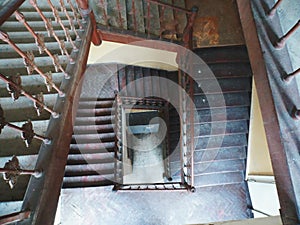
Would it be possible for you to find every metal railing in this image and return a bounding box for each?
[0,0,99,224]
[93,0,198,47]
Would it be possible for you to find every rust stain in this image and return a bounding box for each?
[193,17,219,47]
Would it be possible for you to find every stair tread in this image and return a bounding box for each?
[67,152,115,165]
[62,174,114,188]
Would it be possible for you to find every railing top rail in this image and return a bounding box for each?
[147,0,194,15]
[0,0,25,26]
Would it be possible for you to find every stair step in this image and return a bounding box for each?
[0,55,68,77]
[194,120,249,137]
[0,94,57,122]
[194,171,245,187]
[169,146,247,163]
[194,159,245,175]
[67,152,115,165]
[193,62,252,80]
[71,133,115,144]
[62,174,114,188]
[194,45,249,64]
[1,20,74,32]
[194,77,252,94]
[6,11,68,22]
[0,41,73,59]
[77,100,114,109]
[76,108,114,117]
[3,30,76,44]
[74,115,114,126]
[0,73,63,97]
[64,163,115,176]
[194,133,248,150]
[73,124,114,134]
[194,92,251,109]
[69,142,115,153]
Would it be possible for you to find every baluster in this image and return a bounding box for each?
[159,6,166,39]
[6,74,22,101]
[29,0,75,64]
[1,156,42,189]
[268,0,284,17]
[67,0,84,29]
[59,0,81,40]
[0,107,51,146]
[48,0,78,51]
[146,2,151,37]
[0,31,65,96]
[98,0,109,26]
[275,19,300,49]
[116,0,124,29]
[131,0,137,32]
[14,11,69,79]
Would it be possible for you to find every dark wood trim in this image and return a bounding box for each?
[0,0,25,26]
[236,1,299,224]
[19,20,93,225]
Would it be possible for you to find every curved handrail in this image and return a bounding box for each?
[0,0,25,26]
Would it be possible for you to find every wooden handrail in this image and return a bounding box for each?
[0,0,25,26]
[0,211,31,225]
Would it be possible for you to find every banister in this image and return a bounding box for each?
[0,0,25,26]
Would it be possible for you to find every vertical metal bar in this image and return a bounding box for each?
[47,0,78,51]
[67,0,83,29]
[14,11,69,78]
[116,0,123,29]
[0,31,65,96]
[99,0,109,26]
[0,211,31,225]
[0,73,58,117]
[188,77,195,189]
[146,1,151,37]
[132,0,137,33]
[159,6,165,39]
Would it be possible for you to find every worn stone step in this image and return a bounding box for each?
[0,20,75,32]
[77,100,114,109]
[0,73,63,97]
[0,55,68,77]
[2,30,77,44]
[0,94,57,122]
[194,77,252,94]
[194,133,248,150]
[67,152,115,165]
[69,142,115,154]
[71,133,115,144]
[64,163,115,176]
[76,108,114,117]
[194,92,251,109]
[73,124,114,134]
[0,41,73,59]
[193,62,252,80]
[74,115,115,126]
[194,171,245,188]
[62,174,114,188]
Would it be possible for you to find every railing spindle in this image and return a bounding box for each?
[1,156,42,189]
[59,0,81,40]
[0,31,65,96]
[132,0,137,33]
[48,0,78,51]
[29,0,75,64]
[275,19,300,49]
[0,73,59,117]
[146,2,151,37]
[14,11,69,78]
[67,0,83,30]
